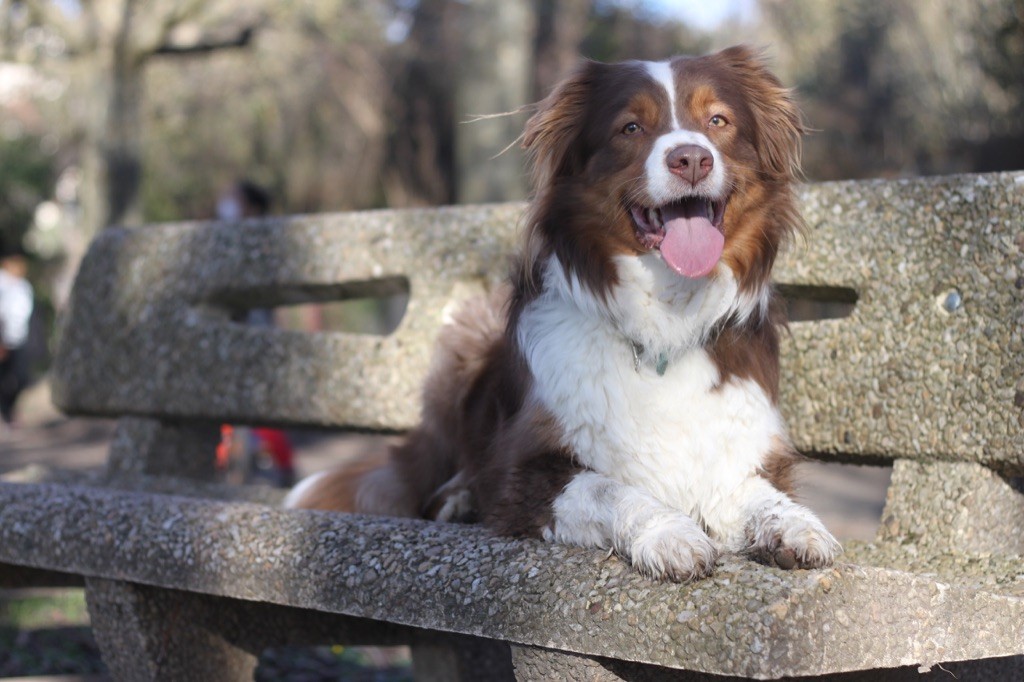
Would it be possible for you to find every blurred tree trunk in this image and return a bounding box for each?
[10,0,257,238]
[79,11,144,236]
[454,0,534,204]
[5,0,257,310]
[385,0,543,206]
[532,0,592,99]
[383,0,459,207]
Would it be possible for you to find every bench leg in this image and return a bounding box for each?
[107,417,220,480]
[85,578,256,681]
[878,459,1024,554]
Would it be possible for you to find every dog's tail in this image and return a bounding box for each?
[282,448,414,514]
[284,287,508,518]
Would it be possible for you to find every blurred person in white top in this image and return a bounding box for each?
[0,247,34,427]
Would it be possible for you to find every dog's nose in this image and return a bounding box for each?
[667,145,713,186]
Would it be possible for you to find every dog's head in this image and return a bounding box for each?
[523,45,803,305]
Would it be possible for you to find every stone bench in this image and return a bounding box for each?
[1,171,1022,680]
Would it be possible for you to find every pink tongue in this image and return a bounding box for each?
[659,206,724,279]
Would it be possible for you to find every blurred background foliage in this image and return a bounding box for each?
[0,0,1022,311]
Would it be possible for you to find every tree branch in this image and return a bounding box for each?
[151,24,257,57]
[139,0,208,56]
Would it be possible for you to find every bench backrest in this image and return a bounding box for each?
[53,172,1024,473]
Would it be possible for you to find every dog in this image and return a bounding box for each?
[286,45,841,581]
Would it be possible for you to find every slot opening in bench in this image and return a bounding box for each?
[215,277,410,336]
[777,284,858,322]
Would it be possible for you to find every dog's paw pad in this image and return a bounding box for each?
[751,514,842,570]
[772,545,798,570]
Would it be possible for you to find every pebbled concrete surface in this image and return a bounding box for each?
[778,172,1024,472]
[0,482,1021,679]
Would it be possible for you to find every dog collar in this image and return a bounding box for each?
[629,340,669,376]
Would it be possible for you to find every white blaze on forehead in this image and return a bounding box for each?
[639,60,727,203]
[642,61,679,129]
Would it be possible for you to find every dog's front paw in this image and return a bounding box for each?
[748,509,842,570]
[628,513,718,582]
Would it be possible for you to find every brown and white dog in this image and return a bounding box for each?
[286,46,841,581]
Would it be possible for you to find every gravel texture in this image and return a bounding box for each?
[0,482,1022,678]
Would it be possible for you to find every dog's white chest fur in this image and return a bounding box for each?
[518,255,785,537]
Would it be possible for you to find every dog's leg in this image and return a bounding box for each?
[422,470,477,523]
[543,470,718,582]
[710,476,841,569]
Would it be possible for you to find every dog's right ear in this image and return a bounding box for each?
[523,61,596,190]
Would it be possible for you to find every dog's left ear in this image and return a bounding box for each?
[718,45,803,179]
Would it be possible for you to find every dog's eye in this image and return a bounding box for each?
[709,115,729,128]
[621,122,642,135]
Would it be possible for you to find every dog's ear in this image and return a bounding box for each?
[718,45,804,179]
[523,61,597,190]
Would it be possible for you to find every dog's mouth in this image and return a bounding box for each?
[629,197,727,279]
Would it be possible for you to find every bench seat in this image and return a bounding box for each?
[1,481,1022,679]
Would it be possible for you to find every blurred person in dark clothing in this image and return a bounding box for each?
[214,180,295,486]
[217,180,275,327]
[216,178,272,222]
[0,245,34,427]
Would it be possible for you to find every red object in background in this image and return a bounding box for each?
[216,424,234,470]
[217,424,295,487]
[253,427,294,470]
